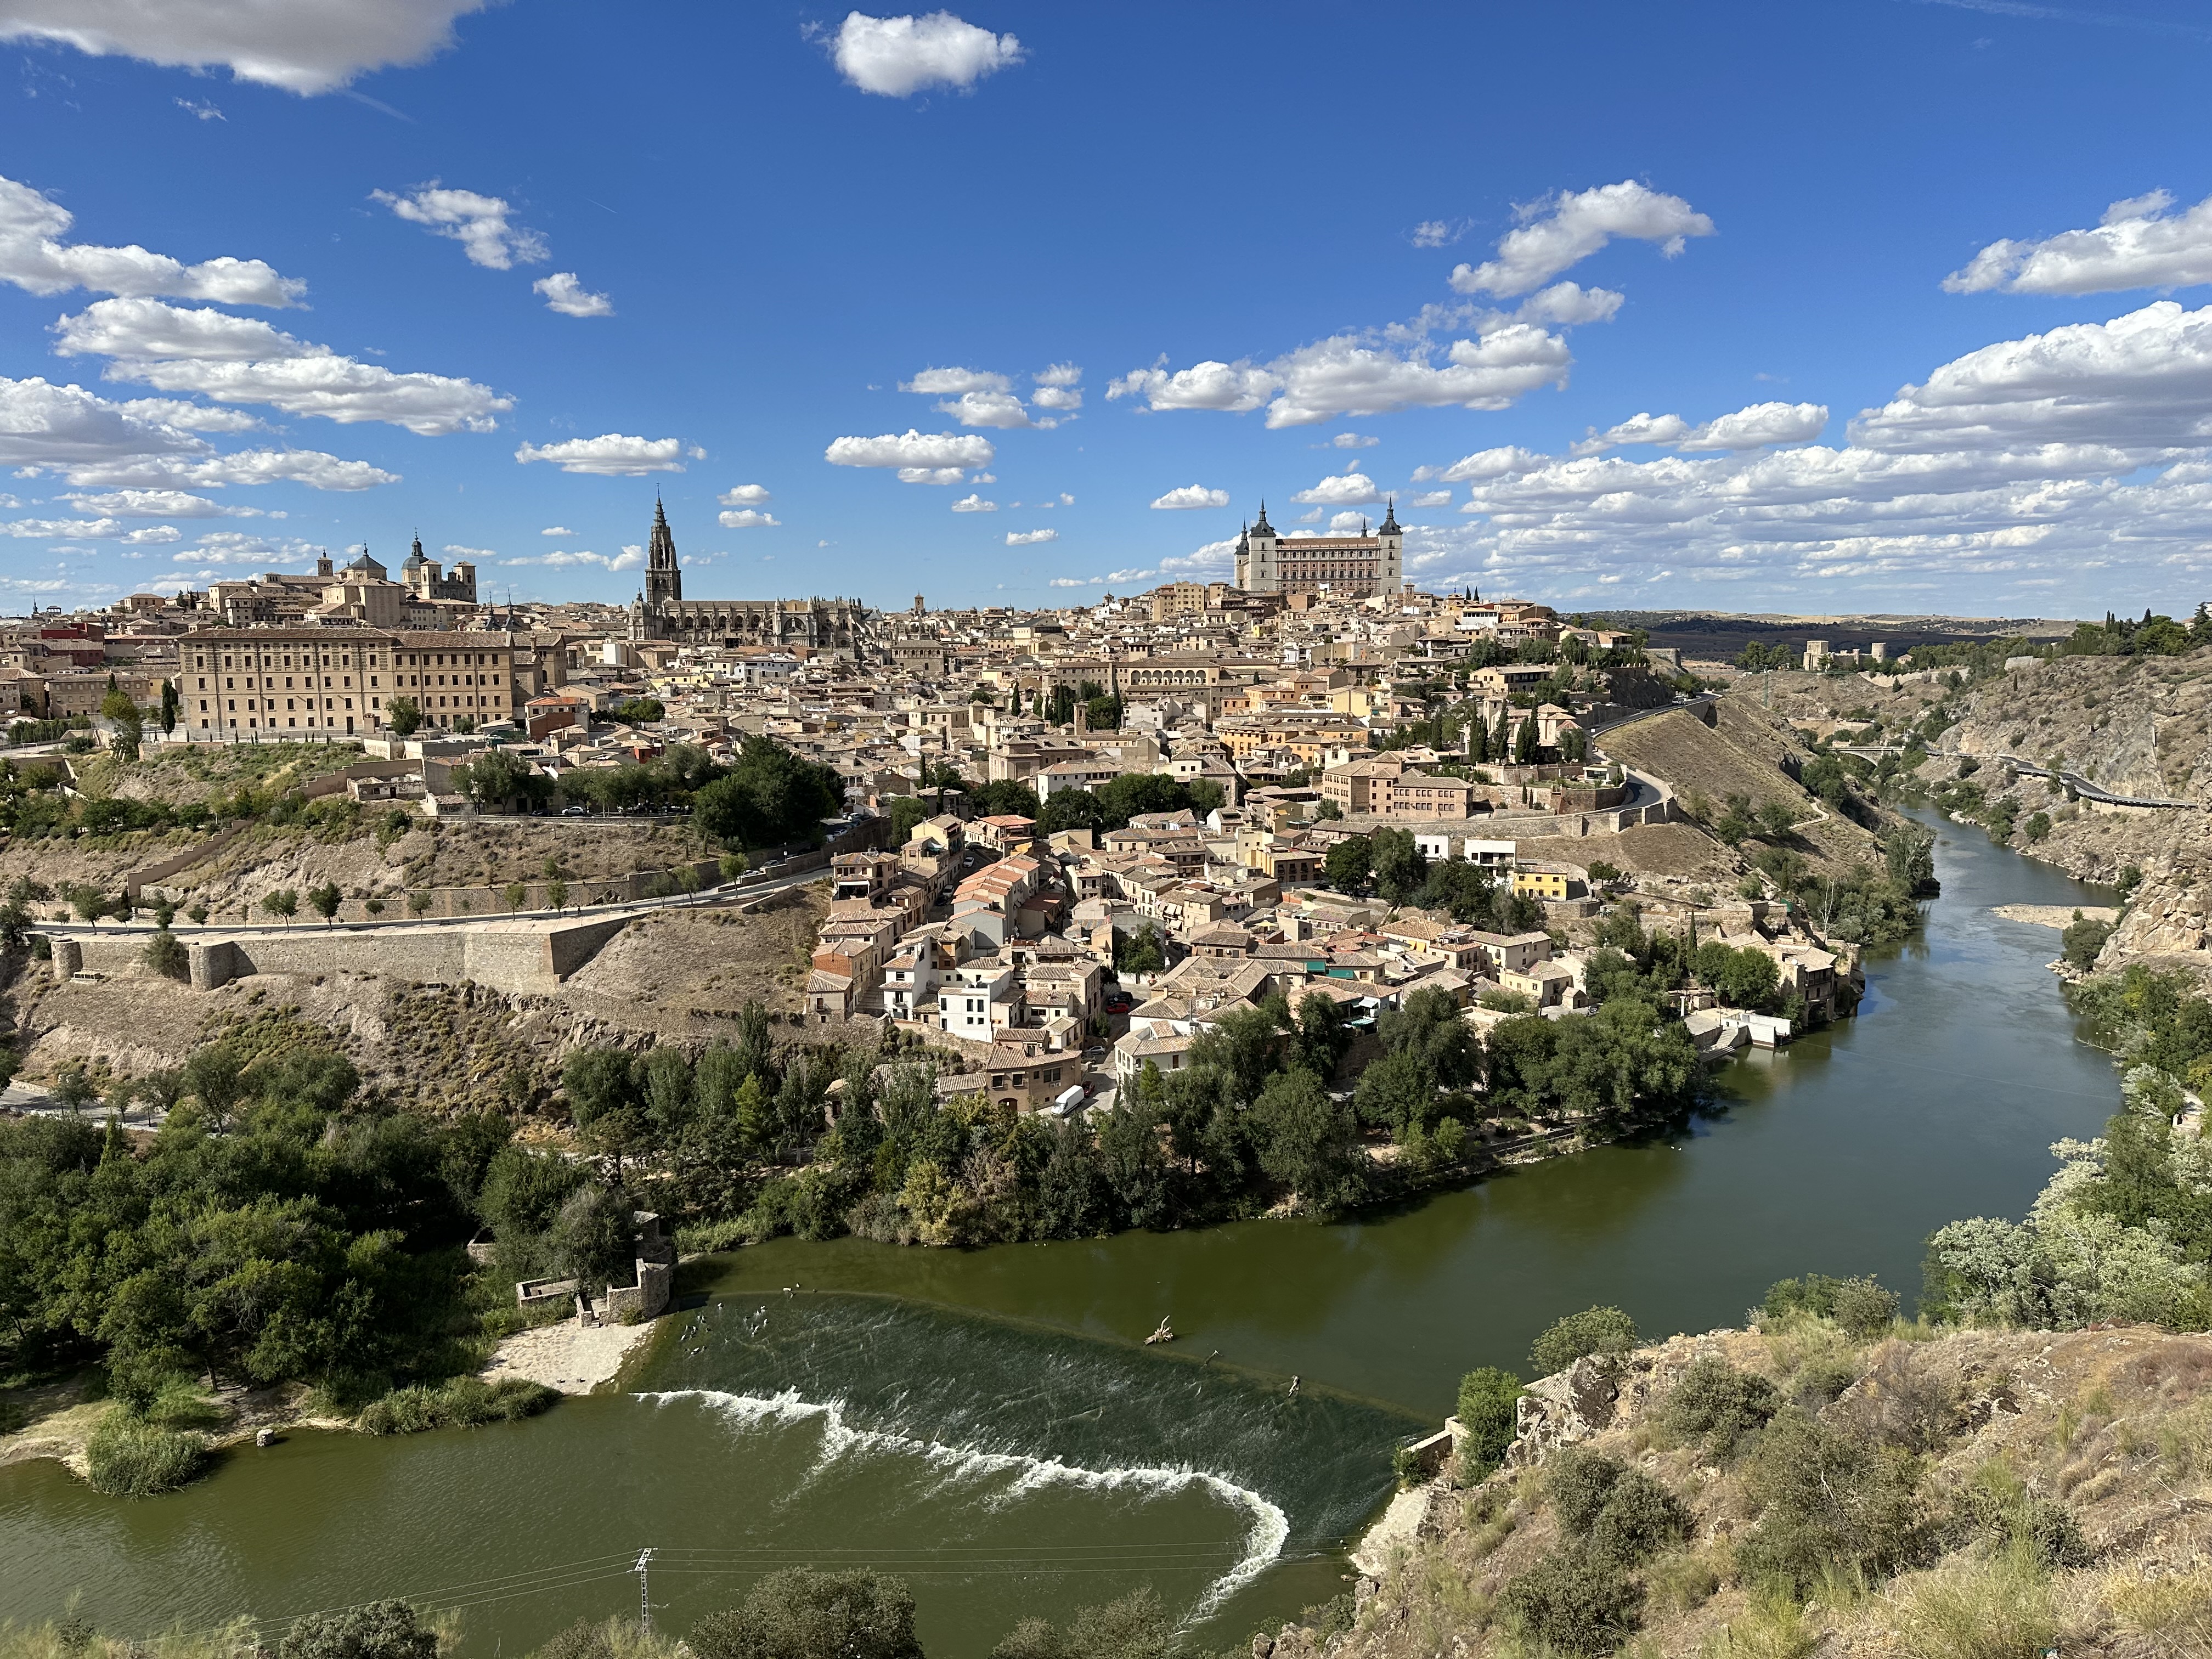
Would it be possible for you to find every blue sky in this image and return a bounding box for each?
[1,1,2209,619]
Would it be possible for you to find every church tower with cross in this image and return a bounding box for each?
[644,496,682,608]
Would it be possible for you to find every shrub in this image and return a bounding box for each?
[280,1600,440,1659]
[356,1375,557,1435]
[2062,916,2111,971]
[1497,1544,1641,1658]
[1736,1410,1931,1595]
[1454,1365,1522,1483]
[690,1568,924,1659]
[1762,1272,1899,1339]
[1587,1468,1690,1566]
[1530,1305,1639,1376]
[84,1413,208,1496]
[144,929,189,980]
[145,1378,227,1431]
[1549,1446,1626,1534]
[1658,1356,1781,1463]
[1888,1548,2057,1659]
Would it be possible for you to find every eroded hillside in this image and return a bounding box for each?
[1286,1321,2212,1659]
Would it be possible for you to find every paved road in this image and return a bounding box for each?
[29,856,832,945]
[1932,748,2201,810]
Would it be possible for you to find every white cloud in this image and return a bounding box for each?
[1291,471,1383,506]
[826,10,1023,97]
[0,515,132,539]
[938,389,1031,428]
[1269,326,1572,426]
[1327,511,1372,533]
[1408,300,2212,606]
[534,272,613,317]
[902,366,1010,396]
[1159,538,1237,573]
[0,380,387,493]
[718,484,771,506]
[177,97,222,121]
[540,524,572,535]
[1408,490,1451,508]
[62,488,256,517]
[1047,576,1094,588]
[1296,507,1322,522]
[55,297,511,435]
[1513,280,1626,326]
[115,397,262,432]
[1031,363,1082,411]
[375,184,545,270]
[719,509,779,528]
[0,0,493,92]
[1448,180,1714,297]
[1330,432,1378,448]
[515,435,695,475]
[1149,484,1229,510]
[1412,445,1547,483]
[181,530,331,563]
[1410,219,1460,249]
[54,296,313,360]
[1111,324,1573,428]
[115,355,509,435]
[1571,400,1830,456]
[826,429,995,470]
[503,547,640,570]
[442,543,495,559]
[1107,359,1278,413]
[973,471,996,483]
[951,493,997,512]
[0,172,299,305]
[1945,189,2212,296]
[898,466,967,485]
[122,448,396,490]
[1006,527,1057,545]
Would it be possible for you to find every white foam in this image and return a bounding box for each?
[636,1387,1290,1613]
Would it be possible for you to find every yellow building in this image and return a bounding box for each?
[1511,868,1570,901]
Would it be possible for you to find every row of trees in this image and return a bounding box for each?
[1321,832,1549,932]
[0,1041,514,1404]
[539,973,1711,1256]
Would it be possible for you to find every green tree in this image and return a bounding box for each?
[1036,787,1107,837]
[1530,1306,1639,1376]
[307,882,341,926]
[1455,1366,1523,1481]
[505,882,528,913]
[1251,1068,1366,1217]
[987,1589,1171,1659]
[689,1568,924,1659]
[261,889,298,925]
[386,698,422,737]
[1324,834,1373,894]
[548,878,569,911]
[1370,827,1428,906]
[280,1601,439,1659]
[144,930,189,980]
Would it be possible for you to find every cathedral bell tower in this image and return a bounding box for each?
[645,497,682,608]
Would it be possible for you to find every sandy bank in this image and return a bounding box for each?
[1992,903,2118,929]
[481,1317,661,1394]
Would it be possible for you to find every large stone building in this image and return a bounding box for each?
[625,501,874,653]
[1232,499,1403,599]
[179,628,524,737]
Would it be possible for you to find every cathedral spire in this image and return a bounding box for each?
[645,496,681,610]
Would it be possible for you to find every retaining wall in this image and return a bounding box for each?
[61,911,642,997]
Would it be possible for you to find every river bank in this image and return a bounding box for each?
[0,812,2128,1657]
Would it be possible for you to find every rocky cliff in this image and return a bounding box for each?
[1271,1320,2212,1659]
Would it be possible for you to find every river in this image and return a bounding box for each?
[1,815,2126,1656]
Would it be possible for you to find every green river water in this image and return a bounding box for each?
[3,815,2128,1655]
